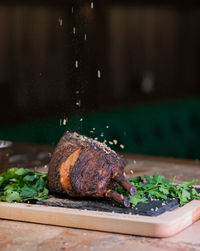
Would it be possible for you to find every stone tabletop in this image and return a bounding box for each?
[0,143,200,251]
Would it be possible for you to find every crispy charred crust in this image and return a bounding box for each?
[48,132,134,207]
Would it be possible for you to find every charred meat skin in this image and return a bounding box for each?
[48,132,136,207]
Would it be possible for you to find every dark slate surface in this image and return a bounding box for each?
[36,194,179,217]
[36,188,200,217]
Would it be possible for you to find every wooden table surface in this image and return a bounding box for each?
[0,143,200,251]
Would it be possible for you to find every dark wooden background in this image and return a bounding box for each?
[0,0,200,125]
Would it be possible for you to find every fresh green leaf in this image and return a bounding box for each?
[23,175,37,182]
[15,168,30,176]
[159,187,169,195]
[5,191,21,203]
[0,168,49,202]
[129,192,147,206]
[0,176,4,186]
[116,173,200,207]
[20,185,37,198]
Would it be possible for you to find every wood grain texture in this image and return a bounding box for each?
[0,200,200,238]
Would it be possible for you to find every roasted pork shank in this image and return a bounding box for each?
[48,132,136,207]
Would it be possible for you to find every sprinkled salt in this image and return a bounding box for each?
[72,7,74,13]
[58,17,63,26]
[120,144,125,149]
[80,118,83,122]
[93,128,96,131]
[109,141,113,145]
[97,70,101,79]
[73,27,76,34]
[91,2,94,8]
[63,119,67,125]
[76,100,81,107]
[100,133,104,137]
[106,125,109,129]
[84,33,87,41]
[75,60,79,68]
[90,130,94,134]
[113,139,118,145]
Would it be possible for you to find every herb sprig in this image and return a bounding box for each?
[0,168,49,202]
[115,174,200,206]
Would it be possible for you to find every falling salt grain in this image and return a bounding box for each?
[63,119,67,125]
[73,27,76,34]
[93,128,96,131]
[100,133,104,137]
[97,70,101,79]
[113,139,118,145]
[91,2,94,8]
[109,141,113,145]
[94,137,98,140]
[90,130,94,134]
[80,118,83,122]
[84,33,87,41]
[58,17,63,26]
[106,125,109,129]
[75,60,79,68]
[76,100,81,107]
[72,7,74,14]
[120,144,125,149]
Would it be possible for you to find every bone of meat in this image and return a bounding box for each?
[48,132,136,207]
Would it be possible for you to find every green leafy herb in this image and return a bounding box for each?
[115,174,200,206]
[0,168,49,202]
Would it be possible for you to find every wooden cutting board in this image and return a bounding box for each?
[0,199,200,238]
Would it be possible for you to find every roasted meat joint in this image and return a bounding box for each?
[48,132,136,207]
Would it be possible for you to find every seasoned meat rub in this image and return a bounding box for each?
[48,132,136,207]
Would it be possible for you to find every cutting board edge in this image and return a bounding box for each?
[0,200,200,237]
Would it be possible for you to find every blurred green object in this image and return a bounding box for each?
[1,98,200,159]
